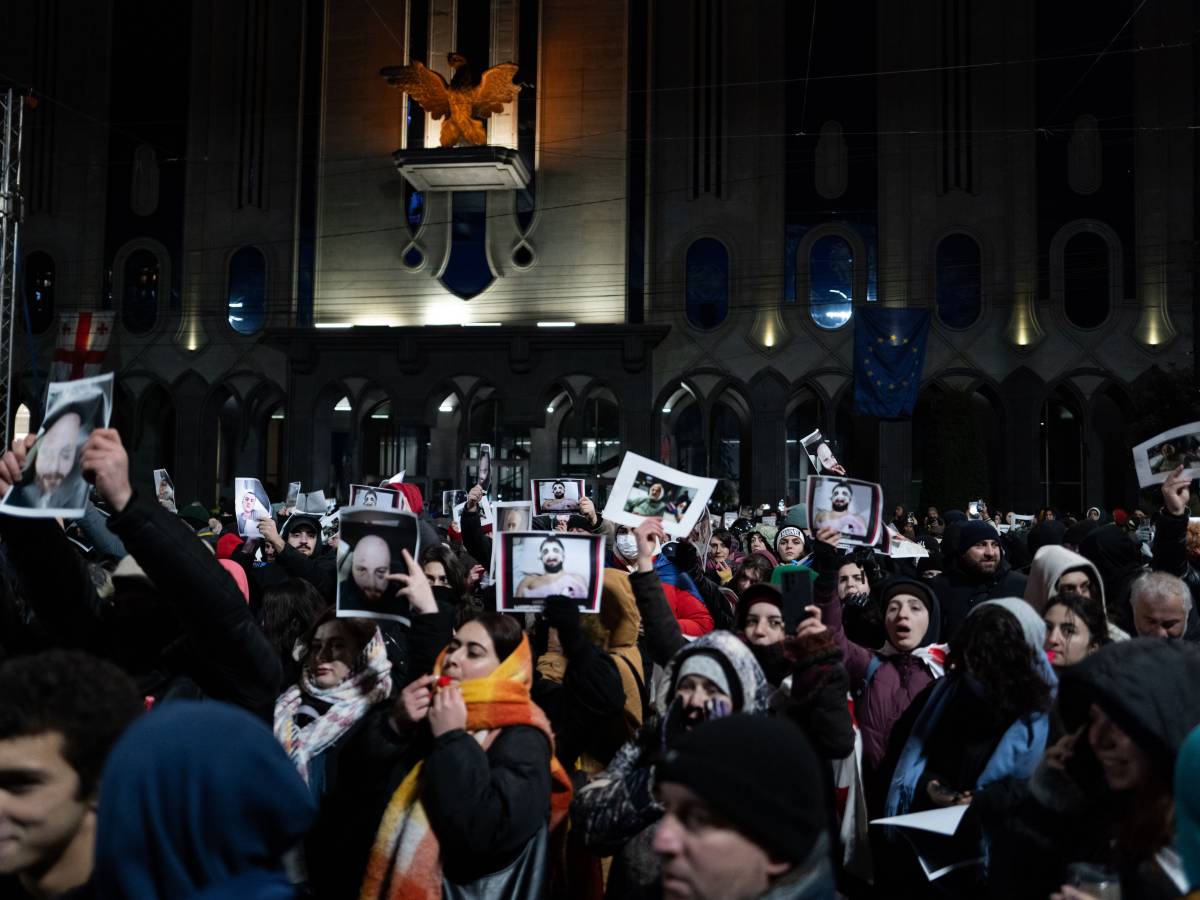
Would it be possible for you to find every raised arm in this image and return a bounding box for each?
[83,429,282,716]
[811,526,873,684]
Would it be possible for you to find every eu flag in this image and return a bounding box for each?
[853,307,931,418]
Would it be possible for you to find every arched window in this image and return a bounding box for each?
[1041,388,1083,512]
[684,238,729,329]
[935,234,981,328]
[23,251,55,334]
[227,246,267,335]
[1063,231,1110,328]
[361,400,429,483]
[809,235,854,329]
[122,249,159,334]
[559,396,622,502]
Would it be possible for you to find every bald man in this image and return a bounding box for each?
[350,534,391,603]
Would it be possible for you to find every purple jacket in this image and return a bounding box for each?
[816,581,943,773]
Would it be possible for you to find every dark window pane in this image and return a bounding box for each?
[227,246,267,335]
[123,249,159,334]
[809,235,853,328]
[23,251,55,334]
[935,234,981,328]
[1063,231,1110,328]
[685,238,730,329]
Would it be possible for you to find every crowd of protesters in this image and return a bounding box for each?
[2,423,1200,900]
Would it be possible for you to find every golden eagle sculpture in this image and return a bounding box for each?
[380,52,521,147]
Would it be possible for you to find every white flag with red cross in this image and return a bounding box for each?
[50,312,114,382]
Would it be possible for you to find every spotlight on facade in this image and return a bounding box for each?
[315,322,353,329]
[537,321,575,327]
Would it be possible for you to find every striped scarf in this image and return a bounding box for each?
[359,635,572,900]
[273,629,393,785]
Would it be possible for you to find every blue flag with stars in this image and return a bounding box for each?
[853,307,930,418]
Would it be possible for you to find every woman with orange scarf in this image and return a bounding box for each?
[360,612,573,899]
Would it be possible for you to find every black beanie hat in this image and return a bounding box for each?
[957,520,1000,554]
[657,714,828,865]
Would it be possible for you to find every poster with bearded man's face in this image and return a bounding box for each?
[1,373,113,519]
[805,475,882,547]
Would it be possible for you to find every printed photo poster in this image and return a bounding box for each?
[805,475,883,547]
[494,501,533,534]
[442,489,468,517]
[800,429,847,476]
[154,468,177,513]
[1133,422,1200,488]
[531,478,585,516]
[602,452,718,539]
[0,372,113,519]
[348,484,404,511]
[234,477,272,539]
[495,531,604,614]
[283,481,302,514]
[476,443,492,494]
[335,508,421,624]
[452,494,494,532]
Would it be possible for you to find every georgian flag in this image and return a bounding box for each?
[50,312,114,382]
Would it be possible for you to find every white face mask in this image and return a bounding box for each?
[615,534,638,560]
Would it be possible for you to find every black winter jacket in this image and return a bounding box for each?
[2,493,282,718]
[929,559,1027,640]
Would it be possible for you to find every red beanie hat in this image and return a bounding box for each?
[1112,508,1128,525]
[217,532,244,560]
[392,482,424,514]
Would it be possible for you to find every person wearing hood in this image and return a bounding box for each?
[572,630,770,900]
[978,639,1200,900]
[744,525,780,567]
[95,700,315,900]
[733,582,855,762]
[1028,519,1070,558]
[1063,517,1101,552]
[610,523,641,571]
[811,528,947,776]
[1175,725,1200,898]
[1025,544,1130,647]
[880,599,1056,894]
[1079,522,1153,637]
[929,520,1028,640]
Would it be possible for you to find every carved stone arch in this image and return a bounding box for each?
[425,378,467,426]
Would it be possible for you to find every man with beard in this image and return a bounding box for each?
[340,534,392,609]
[516,536,588,599]
[541,480,579,512]
[929,519,1027,638]
[5,401,95,511]
[628,482,670,518]
[243,511,337,602]
[813,481,866,537]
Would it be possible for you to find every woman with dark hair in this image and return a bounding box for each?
[273,608,393,796]
[1043,592,1109,670]
[732,552,776,596]
[362,611,572,897]
[260,577,327,685]
[879,599,1055,893]
[979,640,1200,900]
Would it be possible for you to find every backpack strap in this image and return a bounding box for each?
[853,654,883,703]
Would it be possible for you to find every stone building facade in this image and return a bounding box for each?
[4,0,1195,513]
